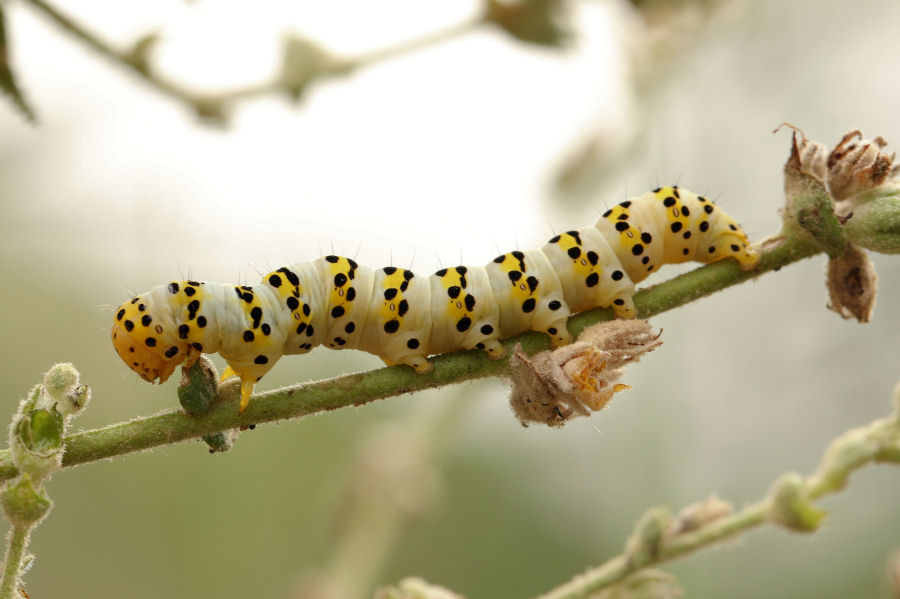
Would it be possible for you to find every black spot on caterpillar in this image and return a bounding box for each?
[111,186,758,412]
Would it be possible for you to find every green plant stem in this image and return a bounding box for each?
[0,231,821,481]
[0,526,28,599]
[535,389,900,599]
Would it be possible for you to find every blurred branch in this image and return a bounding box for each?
[0,3,36,121]
[536,382,900,599]
[0,228,823,481]
[19,0,486,123]
[290,399,467,599]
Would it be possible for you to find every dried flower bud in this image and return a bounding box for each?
[374,577,465,599]
[507,320,662,427]
[826,243,877,323]
[779,125,846,257]
[828,130,898,208]
[671,493,732,534]
[780,123,828,187]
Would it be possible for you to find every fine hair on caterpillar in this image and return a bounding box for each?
[111,186,759,412]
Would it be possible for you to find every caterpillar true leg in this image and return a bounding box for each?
[111,186,758,411]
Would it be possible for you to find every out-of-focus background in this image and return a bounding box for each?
[1,0,899,597]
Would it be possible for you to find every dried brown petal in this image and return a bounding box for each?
[826,242,877,323]
[828,130,898,208]
[779,125,846,257]
[507,320,662,427]
[779,123,828,186]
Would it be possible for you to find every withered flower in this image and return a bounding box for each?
[507,320,662,427]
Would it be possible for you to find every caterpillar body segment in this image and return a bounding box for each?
[110,187,759,412]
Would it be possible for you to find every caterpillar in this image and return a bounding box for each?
[111,186,759,412]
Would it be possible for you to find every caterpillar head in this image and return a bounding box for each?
[111,297,182,383]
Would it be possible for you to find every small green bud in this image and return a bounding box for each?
[625,506,671,566]
[768,472,826,532]
[177,356,219,416]
[0,474,52,528]
[842,186,900,255]
[40,363,80,404]
[9,407,64,481]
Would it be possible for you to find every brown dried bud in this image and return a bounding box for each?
[507,320,662,427]
[826,243,877,323]
[828,130,898,208]
[781,124,829,187]
[779,125,846,257]
[671,493,733,534]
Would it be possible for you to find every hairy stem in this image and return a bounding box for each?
[0,230,820,481]
[0,526,28,599]
[535,386,900,599]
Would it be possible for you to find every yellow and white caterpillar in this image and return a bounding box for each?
[112,186,758,411]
